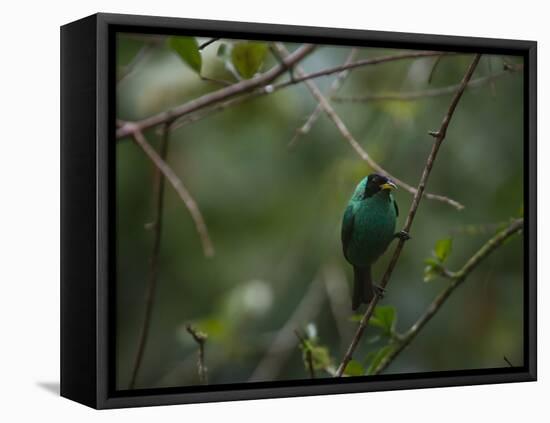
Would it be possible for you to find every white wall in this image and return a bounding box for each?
[0,1,545,421]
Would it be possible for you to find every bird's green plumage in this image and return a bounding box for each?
[341,174,398,310]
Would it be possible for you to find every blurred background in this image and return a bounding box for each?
[116,34,524,390]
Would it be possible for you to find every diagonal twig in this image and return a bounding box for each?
[198,38,219,50]
[249,274,326,382]
[288,48,358,149]
[117,44,316,139]
[167,52,452,134]
[283,51,451,87]
[332,68,520,103]
[323,265,354,351]
[427,55,444,84]
[335,54,482,377]
[275,43,464,210]
[117,50,448,140]
[132,128,215,257]
[117,43,154,84]
[373,218,523,374]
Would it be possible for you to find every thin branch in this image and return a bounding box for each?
[294,330,316,379]
[285,51,450,87]
[199,75,233,86]
[288,48,358,149]
[372,218,523,374]
[335,54,482,377]
[132,128,215,257]
[186,325,208,384]
[487,56,497,97]
[275,43,464,210]
[198,38,219,50]
[116,50,447,140]
[166,52,454,136]
[117,44,154,84]
[332,69,518,103]
[117,44,316,139]
[129,124,171,389]
[504,356,515,368]
[249,274,326,382]
[323,265,354,351]
[427,55,443,84]
[269,44,297,83]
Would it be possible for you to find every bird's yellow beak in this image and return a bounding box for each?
[380,181,397,191]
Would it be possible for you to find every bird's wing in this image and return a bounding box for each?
[393,198,399,217]
[341,204,355,260]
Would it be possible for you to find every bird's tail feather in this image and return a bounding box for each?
[352,266,374,311]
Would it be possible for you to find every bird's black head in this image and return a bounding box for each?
[363,173,397,199]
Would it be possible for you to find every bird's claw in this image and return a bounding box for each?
[394,230,411,241]
[373,284,386,299]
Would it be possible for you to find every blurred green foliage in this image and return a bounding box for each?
[116,33,525,389]
[231,41,269,78]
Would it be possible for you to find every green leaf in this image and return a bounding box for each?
[424,257,440,267]
[423,256,445,282]
[168,36,202,73]
[231,42,268,79]
[369,305,397,335]
[344,359,365,376]
[194,318,224,337]
[423,265,439,282]
[217,43,228,58]
[366,345,393,375]
[297,331,332,371]
[434,238,452,262]
[309,345,332,370]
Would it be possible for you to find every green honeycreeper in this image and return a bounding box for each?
[341,173,409,310]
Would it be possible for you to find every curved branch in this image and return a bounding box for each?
[117,50,448,140]
[335,54,482,377]
[132,128,215,257]
[373,218,524,374]
[117,44,316,139]
[288,48,358,149]
[275,43,463,210]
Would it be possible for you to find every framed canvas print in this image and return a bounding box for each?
[60,13,537,409]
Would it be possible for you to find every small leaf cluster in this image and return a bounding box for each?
[346,305,398,376]
[297,323,333,372]
[167,36,269,80]
[230,42,268,79]
[423,237,453,282]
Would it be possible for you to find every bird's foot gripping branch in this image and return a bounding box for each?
[394,231,412,241]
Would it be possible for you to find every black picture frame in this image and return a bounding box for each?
[60,12,537,409]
